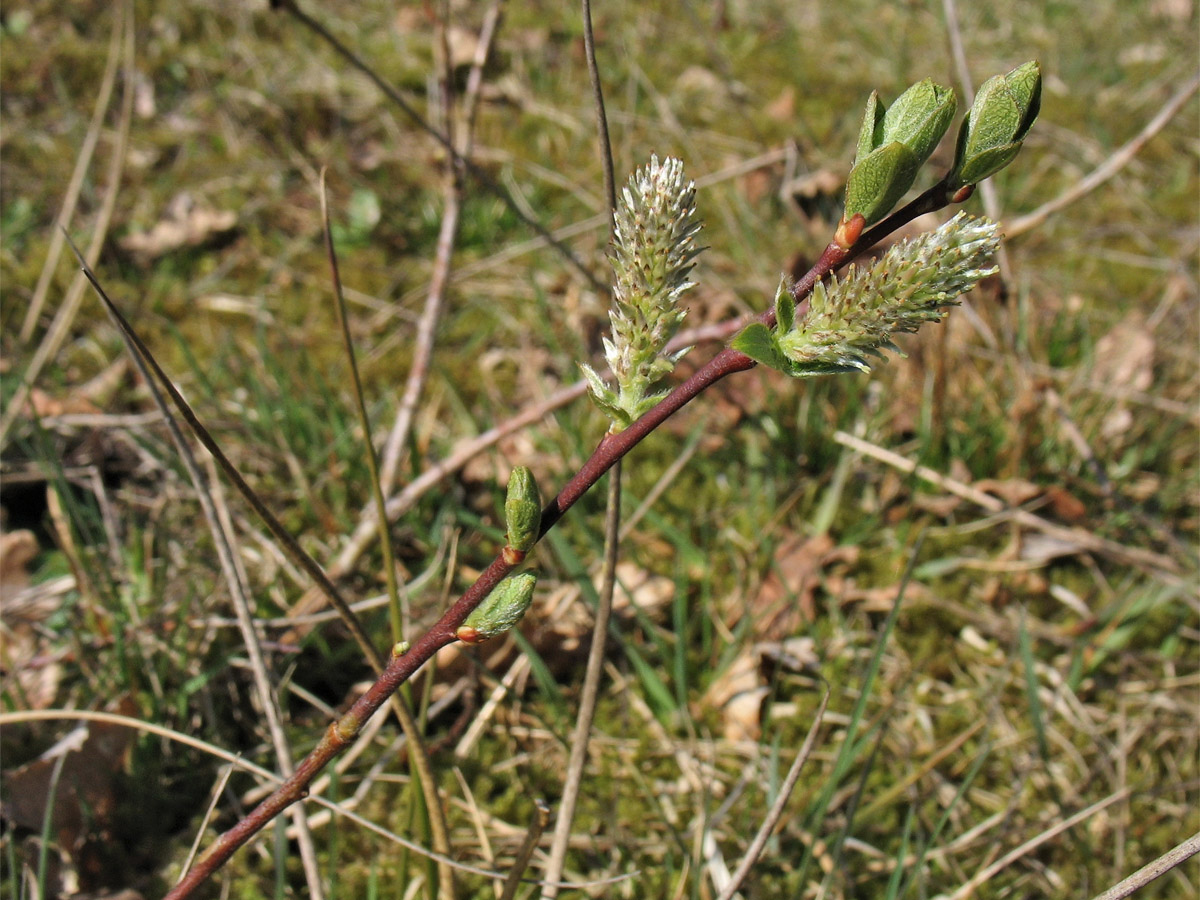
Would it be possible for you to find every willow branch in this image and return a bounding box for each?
[160,178,969,898]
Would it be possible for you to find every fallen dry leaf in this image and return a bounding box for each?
[674,65,725,99]
[702,648,765,741]
[739,165,774,206]
[26,387,102,420]
[445,25,481,68]
[1093,316,1155,389]
[0,529,38,604]
[119,193,237,264]
[765,85,795,121]
[2,698,137,890]
[1019,533,1091,564]
[701,637,820,741]
[1151,0,1193,19]
[835,581,931,612]
[0,528,63,708]
[910,492,963,518]
[974,477,1042,507]
[1044,484,1088,523]
[745,533,857,634]
[1092,312,1155,441]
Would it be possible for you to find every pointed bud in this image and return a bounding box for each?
[855,90,885,162]
[844,142,920,230]
[949,61,1041,188]
[844,78,956,227]
[504,466,542,554]
[879,78,958,166]
[457,573,537,643]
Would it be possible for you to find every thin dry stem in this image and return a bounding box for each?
[182,759,237,881]
[540,462,622,898]
[948,788,1133,898]
[1089,830,1200,900]
[940,0,1015,330]
[941,0,1002,227]
[320,169,456,899]
[320,170,404,638]
[1007,74,1200,238]
[376,1,468,507]
[0,0,133,446]
[832,429,1182,578]
[499,800,552,900]
[715,686,830,900]
[372,16,504,683]
[540,5,620,890]
[460,2,505,142]
[18,2,122,343]
[376,185,461,500]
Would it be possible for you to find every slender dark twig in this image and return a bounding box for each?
[272,0,605,295]
[583,0,617,219]
[541,5,620,890]
[320,170,456,898]
[63,232,326,898]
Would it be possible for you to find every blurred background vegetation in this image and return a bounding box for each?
[1,0,1196,897]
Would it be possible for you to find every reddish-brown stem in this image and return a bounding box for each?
[166,180,966,898]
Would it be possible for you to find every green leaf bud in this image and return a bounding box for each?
[879,78,957,166]
[950,61,1041,188]
[457,573,537,643]
[504,466,542,554]
[844,78,956,227]
[845,141,920,226]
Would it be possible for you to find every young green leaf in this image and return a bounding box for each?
[731,321,789,372]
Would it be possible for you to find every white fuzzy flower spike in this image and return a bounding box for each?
[582,156,704,429]
[733,213,1000,377]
